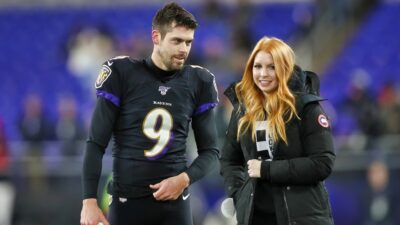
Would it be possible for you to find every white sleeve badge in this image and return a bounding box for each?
[318,114,330,128]
[95,65,112,89]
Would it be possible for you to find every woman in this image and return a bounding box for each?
[220,37,335,225]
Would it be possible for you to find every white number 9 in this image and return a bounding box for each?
[142,108,173,159]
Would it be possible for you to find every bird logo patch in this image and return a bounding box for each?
[318,114,329,128]
[95,65,112,88]
[158,86,171,95]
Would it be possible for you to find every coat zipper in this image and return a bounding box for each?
[247,178,256,225]
[283,189,292,225]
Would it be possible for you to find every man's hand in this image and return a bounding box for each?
[247,159,262,178]
[150,172,190,201]
[80,198,110,225]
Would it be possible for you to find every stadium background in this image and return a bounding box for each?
[0,0,400,224]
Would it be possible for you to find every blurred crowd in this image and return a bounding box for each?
[333,68,400,153]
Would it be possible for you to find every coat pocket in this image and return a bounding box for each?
[284,184,328,218]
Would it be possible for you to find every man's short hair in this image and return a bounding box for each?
[152,2,198,39]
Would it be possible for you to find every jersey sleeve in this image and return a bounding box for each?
[187,108,219,184]
[94,58,124,107]
[193,67,219,116]
[82,57,127,199]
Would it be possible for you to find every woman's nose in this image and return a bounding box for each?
[259,68,268,77]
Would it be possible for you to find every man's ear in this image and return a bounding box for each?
[152,30,160,45]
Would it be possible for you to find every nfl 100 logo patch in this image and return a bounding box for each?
[158,86,171,95]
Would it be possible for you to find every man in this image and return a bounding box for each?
[80,2,220,225]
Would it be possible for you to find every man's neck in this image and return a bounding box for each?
[151,51,168,71]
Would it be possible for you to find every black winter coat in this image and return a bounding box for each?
[220,68,336,225]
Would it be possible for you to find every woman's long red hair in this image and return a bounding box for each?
[236,37,298,144]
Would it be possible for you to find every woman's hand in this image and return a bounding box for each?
[247,159,262,178]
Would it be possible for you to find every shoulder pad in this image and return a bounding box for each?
[224,82,239,106]
[189,65,215,82]
[105,55,130,66]
[189,65,210,74]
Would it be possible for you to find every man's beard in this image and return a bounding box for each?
[159,50,185,71]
